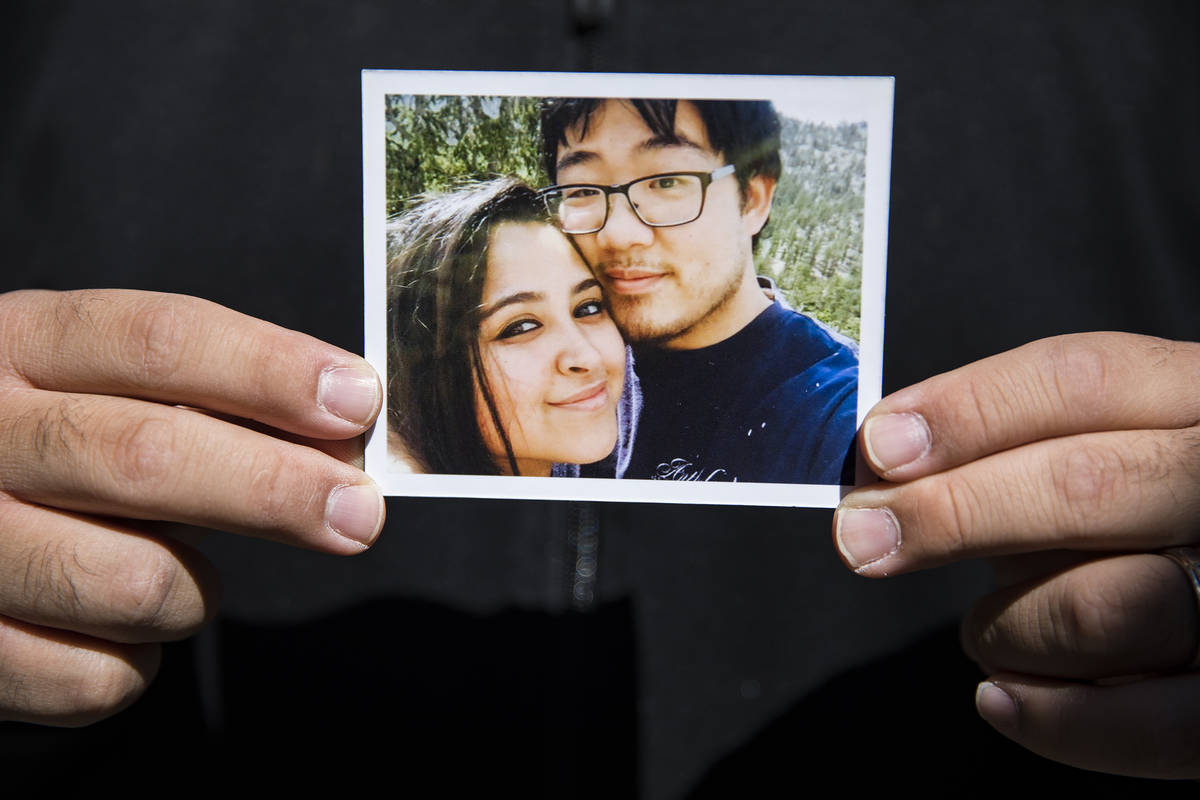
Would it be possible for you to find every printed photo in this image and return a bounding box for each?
[362,72,891,506]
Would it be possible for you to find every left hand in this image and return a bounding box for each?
[833,332,1200,779]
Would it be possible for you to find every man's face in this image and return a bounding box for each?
[554,100,773,349]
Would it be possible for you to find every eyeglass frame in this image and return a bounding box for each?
[538,164,737,235]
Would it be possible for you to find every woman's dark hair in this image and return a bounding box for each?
[386,178,547,475]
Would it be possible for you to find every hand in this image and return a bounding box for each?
[833,332,1200,779]
[0,289,385,725]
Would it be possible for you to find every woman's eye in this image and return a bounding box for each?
[497,319,541,339]
[574,299,605,318]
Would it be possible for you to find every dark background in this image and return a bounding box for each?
[3,2,1198,797]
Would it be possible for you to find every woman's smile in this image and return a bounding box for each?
[548,380,610,411]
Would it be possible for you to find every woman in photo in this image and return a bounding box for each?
[386,178,634,477]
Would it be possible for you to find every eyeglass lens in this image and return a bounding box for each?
[548,174,706,233]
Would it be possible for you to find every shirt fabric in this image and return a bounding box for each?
[623,303,858,484]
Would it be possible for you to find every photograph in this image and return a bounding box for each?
[362,71,892,506]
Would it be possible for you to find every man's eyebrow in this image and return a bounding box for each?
[639,132,706,153]
[555,134,709,177]
[478,291,543,321]
[555,150,597,174]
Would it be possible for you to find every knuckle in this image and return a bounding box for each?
[22,538,91,621]
[241,327,307,407]
[1048,566,1177,661]
[1038,336,1110,418]
[104,413,177,488]
[1048,442,1128,531]
[0,619,153,726]
[1137,333,1180,368]
[911,474,977,556]
[49,291,113,362]
[52,290,110,333]
[938,475,980,551]
[246,446,298,531]
[122,295,187,388]
[16,533,202,638]
[108,546,194,635]
[1047,577,1120,657]
[8,395,93,476]
[0,291,44,377]
[952,372,1015,448]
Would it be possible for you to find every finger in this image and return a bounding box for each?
[834,426,1200,574]
[0,615,159,727]
[858,333,1200,481]
[0,289,380,439]
[988,549,1097,587]
[203,409,366,467]
[962,555,1198,679]
[0,497,218,643]
[975,673,1200,780]
[0,387,385,553]
[310,435,365,469]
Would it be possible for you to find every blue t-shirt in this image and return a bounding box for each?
[622,303,858,485]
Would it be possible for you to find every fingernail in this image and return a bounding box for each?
[318,365,381,425]
[975,681,1018,734]
[326,483,384,547]
[835,507,901,570]
[863,412,931,473]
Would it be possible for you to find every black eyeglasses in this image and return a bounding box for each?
[538,164,736,235]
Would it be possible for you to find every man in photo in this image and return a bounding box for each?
[540,98,859,484]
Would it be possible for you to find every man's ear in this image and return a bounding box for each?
[741,174,776,237]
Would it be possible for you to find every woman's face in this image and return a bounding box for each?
[474,222,626,476]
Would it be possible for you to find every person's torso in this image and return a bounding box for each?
[625,303,859,484]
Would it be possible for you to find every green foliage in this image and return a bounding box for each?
[755,118,866,342]
[384,98,866,342]
[384,95,546,216]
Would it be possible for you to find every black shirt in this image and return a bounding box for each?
[627,303,858,484]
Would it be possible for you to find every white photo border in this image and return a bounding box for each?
[363,70,891,507]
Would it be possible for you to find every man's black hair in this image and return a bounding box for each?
[539,98,782,198]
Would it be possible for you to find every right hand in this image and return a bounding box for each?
[0,289,385,726]
[834,332,1200,778]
